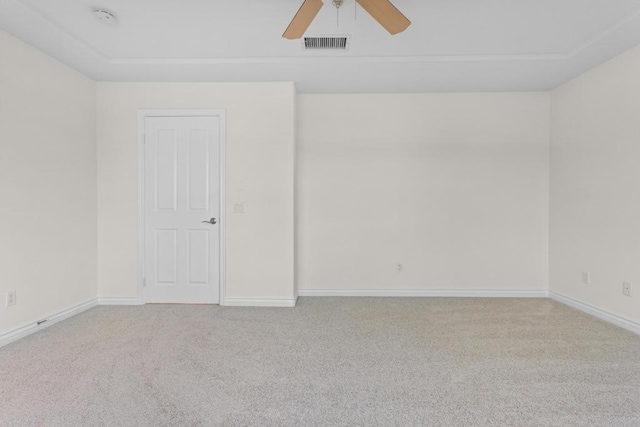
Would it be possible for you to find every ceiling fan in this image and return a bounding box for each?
[283,0,411,40]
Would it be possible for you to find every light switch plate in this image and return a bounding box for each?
[234,202,245,214]
[581,271,591,285]
[6,290,16,307]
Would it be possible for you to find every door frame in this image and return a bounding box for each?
[137,109,227,305]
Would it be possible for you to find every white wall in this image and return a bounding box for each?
[297,93,550,293]
[97,83,296,303]
[550,45,640,323]
[5,19,637,333]
[0,30,97,334]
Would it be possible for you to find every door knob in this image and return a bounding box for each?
[202,218,217,225]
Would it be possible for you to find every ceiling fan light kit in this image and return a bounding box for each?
[283,0,410,40]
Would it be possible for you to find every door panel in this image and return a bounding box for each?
[188,133,210,212]
[156,130,178,212]
[144,116,220,303]
[156,229,177,284]
[188,230,209,285]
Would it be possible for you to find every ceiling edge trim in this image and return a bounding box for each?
[11,0,109,61]
[567,4,640,56]
[108,53,568,65]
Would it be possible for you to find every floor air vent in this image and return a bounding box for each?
[304,36,350,50]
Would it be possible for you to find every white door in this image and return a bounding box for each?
[143,116,221,303]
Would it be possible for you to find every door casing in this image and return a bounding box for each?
[137,109,226,305]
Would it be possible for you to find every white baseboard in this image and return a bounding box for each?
[550,291,640,336]
[0,298,98,348]
[5,291,635,350]
[98,297,143,306]
[298,289,549,298]
[223,297,298,307]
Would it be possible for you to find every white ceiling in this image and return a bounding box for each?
[2,0,640,93]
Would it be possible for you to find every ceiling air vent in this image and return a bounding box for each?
[303,36,350,50]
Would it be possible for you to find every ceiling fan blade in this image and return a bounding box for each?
[356,0,411,35]
[283,0,324,40]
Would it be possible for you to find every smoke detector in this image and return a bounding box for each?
[93,8,117,25]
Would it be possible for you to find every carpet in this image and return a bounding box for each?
[1,297,639,426]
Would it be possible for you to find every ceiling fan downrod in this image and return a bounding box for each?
[332,0,344,26]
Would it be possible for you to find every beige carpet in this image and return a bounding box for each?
[1,297,639,426]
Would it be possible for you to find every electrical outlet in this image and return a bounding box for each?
[581,271,591,285]
[623,282,633,297]
[6,290,16,307]
[396,263,403,273]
